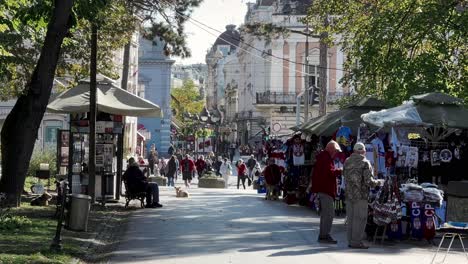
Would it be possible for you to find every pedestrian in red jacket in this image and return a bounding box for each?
[311,140,342,244]
[181,154,195,188]
[236,160,248,189]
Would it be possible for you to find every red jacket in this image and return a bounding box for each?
[311,150,340,198]
[181,158,195,173]
[237,163,247,177]
[195,159,206,171]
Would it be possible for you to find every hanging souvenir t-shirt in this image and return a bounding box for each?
[365,144,375,166]
[292,143,305,166]
[371,138,386,175]
[397,145,409,167]
[405,147,419,168]
[358,124,370,142]
[430,150,441,166]
[390,127,400,158]
[336,126,352,151]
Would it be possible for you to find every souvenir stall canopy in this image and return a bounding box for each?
[361,92,468,141]
[295,97,386,136]
[48,76,162,201]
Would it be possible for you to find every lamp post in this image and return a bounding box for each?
[210,114,220,154]
[199,107,210,155]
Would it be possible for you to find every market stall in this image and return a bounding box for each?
[361,92,468,184]
[360,92,468,242]
[48,75,162,201]
[277,97,386,207]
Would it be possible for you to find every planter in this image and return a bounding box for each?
[149,176,167,186]
[198,177,225,189]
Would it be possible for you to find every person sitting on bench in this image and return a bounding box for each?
[123,157,163,208]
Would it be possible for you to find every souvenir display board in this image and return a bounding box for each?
[57,130,70,177]
[56,112,123,200]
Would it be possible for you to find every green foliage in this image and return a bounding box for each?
[0,215,32,230]
[0,0,203,99]
[307,0,468,106]
[139,0,203,57]
[171,79,204,119]
[239,22,289,43]
[0,203,80,264]
[27,148,56,178]
[0,0,136,99]
[0,192,31,231]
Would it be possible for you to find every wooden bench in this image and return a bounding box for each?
[122,180,146,208]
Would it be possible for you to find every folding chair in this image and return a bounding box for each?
[430,225,468,264]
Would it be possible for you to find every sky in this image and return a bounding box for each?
[176,0,250,65]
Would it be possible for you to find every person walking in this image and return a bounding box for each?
[159,158,167,177]
[174,156,180,181]
[220,158,232,188]
[180,154,195,188]
[246,155,257,183]
[148,145,158,175]
[214,156,223,176]
[229,144,236,162]
[195,155,207,178]
[311,140,343,244]
[343,142,380,249]
[168,144,175,156]
[236,159,247,189]
[166,156,177,187]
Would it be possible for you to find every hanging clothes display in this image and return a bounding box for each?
[365,144,375,166]
[335,126,352,152]
[292,142,305,166]
[405,147,419,168]
[371,137,386,176]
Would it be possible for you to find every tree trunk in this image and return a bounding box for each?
[0,0,74,207]
[319,16,329,117]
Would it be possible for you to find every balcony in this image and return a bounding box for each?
[256,92,298,105]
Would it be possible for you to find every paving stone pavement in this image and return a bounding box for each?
[109,179,467,264]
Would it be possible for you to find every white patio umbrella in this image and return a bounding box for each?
[47,75,162,117]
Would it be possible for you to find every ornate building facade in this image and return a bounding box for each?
[206,0,349,145]
[138,37,175,155]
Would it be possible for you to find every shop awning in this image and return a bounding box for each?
[361,92,468,129]
[47,75,162,118]
[295,97,386,136]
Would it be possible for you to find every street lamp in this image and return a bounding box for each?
[199,107,211,154]
[210,114,221,154]
[200,107,210,122]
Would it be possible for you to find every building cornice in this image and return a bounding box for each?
[139,59,176,65]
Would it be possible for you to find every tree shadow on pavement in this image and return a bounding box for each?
[110,188,467,263]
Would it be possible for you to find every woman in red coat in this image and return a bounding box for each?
[236,159,247,189]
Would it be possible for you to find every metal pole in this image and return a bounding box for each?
[88,24,98,202]
[304,23,310,123]
[50,181,69,251]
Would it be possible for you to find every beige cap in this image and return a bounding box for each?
[354,142,366,151]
